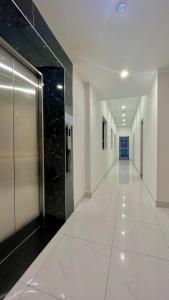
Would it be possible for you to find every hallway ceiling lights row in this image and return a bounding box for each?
[121,105,126,126]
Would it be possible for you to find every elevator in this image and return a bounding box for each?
[0,43,44,244]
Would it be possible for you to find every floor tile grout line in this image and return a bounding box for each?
[112,245,169,262]
[76,209,116,220]
[150,204,169,250]
[104,188,120,300]
[63,233,112,248]
[115,218,159,227]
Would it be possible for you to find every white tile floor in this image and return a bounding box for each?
[5,161,169,299]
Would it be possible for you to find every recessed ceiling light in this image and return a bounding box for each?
[57,84,63,90]
[120,253,126,261]
[122,119,126,122]
[121,105,126,110]
[116,2,128,15]
[120,70,129,79]
[122,113,126,117]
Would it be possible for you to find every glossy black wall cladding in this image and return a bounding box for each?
[40,67,65,219]
[0,0,74,221]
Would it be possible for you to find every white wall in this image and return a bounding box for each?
[117,127,132,160]
[73,71,86,206]
[90,88,117,192]
[73,72,117,203]
[132,76,158,201]
[157,71,169,205]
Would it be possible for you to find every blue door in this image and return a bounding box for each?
[119,137,129,160]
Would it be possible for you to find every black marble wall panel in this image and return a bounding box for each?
[32,4,73,76]
[40,67,65,219]
[0,0,74,221]
[14,0,33,23]
[0,1,60,68]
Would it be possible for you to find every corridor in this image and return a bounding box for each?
[6,161,169,299]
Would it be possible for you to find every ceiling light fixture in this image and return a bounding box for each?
[116,2,128,15]
[120,253,126,261]
[122,113,126,117]
[122,119,126,122]
[121,105,126,110]
[120,70,129,79]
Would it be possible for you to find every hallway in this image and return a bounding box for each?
[6,162,169,299]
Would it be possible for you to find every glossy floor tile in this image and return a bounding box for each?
[30,236,110,300]
[65,211,115,246]
[4,162,169,300]
[77,195,116,216]
[114,220,169,259]
[153,207,169,225]
[117,203,157,224]
[105,247,169,300]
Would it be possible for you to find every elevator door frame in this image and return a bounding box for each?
[0,37,45,219]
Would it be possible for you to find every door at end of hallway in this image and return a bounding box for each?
[119,136,129,160]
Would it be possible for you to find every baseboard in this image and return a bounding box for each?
[133,162,140,174]
[142,178,156,204]
[156,201,169,208]
[84,192,92,198]
[133,163,156,205]
[74,193,86,209]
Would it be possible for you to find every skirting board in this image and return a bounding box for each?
[84,192,92,198]
[74,193,86,209]
[142,178,156,204]
[156,201,169,208]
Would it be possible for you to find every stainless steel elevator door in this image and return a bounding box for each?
[13,59,40,231]
[0,44,41,242]
[0,46,15,241]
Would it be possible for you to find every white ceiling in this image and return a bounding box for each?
[33,0,169,125]
[108,97,140,127]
